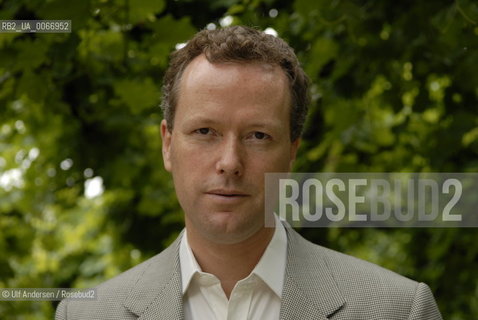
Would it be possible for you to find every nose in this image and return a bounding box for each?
[216,136,243,177]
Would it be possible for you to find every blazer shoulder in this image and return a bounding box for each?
[291,229,416,287]
[94,238,178,295]
[56,235,181,320]
[321,242,416,288]
[312,239,442,319]
[285,228,435,319]
[99,245,173,290]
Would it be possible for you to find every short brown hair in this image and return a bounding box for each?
[160,25,309,141]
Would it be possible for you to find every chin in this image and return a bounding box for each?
[199,212,264,244]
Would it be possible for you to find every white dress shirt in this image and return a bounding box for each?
[179,215,287,320]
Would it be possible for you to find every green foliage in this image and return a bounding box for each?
[0,0,477,318]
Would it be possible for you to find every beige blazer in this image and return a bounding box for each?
[56,225,443,319]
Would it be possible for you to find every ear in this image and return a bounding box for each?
[288,138,300,171]
[160,119,172,172]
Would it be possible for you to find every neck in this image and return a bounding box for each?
[186,225,275,298]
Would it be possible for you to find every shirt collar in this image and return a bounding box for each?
[251,214,287,297]
[179,214,288,297]
[179,230,202,294]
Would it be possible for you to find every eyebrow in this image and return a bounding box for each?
[247,122,282,130]
[183,116,282,129]
[182,116,220,127]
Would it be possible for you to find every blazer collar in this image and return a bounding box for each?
[123,232,184,320]
[280,226,345,320]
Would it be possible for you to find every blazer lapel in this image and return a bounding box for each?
[123,233,184,320]
[280,226,345,320]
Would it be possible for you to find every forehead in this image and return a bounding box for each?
[174,56,291,130]
[178,54,290,104]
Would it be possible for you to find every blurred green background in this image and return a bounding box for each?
[1,0,477,318]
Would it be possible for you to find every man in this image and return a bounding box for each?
[56,26,442,319]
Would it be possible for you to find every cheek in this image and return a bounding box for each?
[170,161,197,209]
[169,145,205,187]
[258,149,293,171]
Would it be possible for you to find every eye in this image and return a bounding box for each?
[251,131,271,140]
[254,132,266,139]
[195,128,211,135]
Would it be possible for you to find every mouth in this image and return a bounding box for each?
[206,190,250,198]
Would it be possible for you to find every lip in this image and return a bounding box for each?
[205,189,250,197]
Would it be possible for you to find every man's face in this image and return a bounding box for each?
[161,54,299,244]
